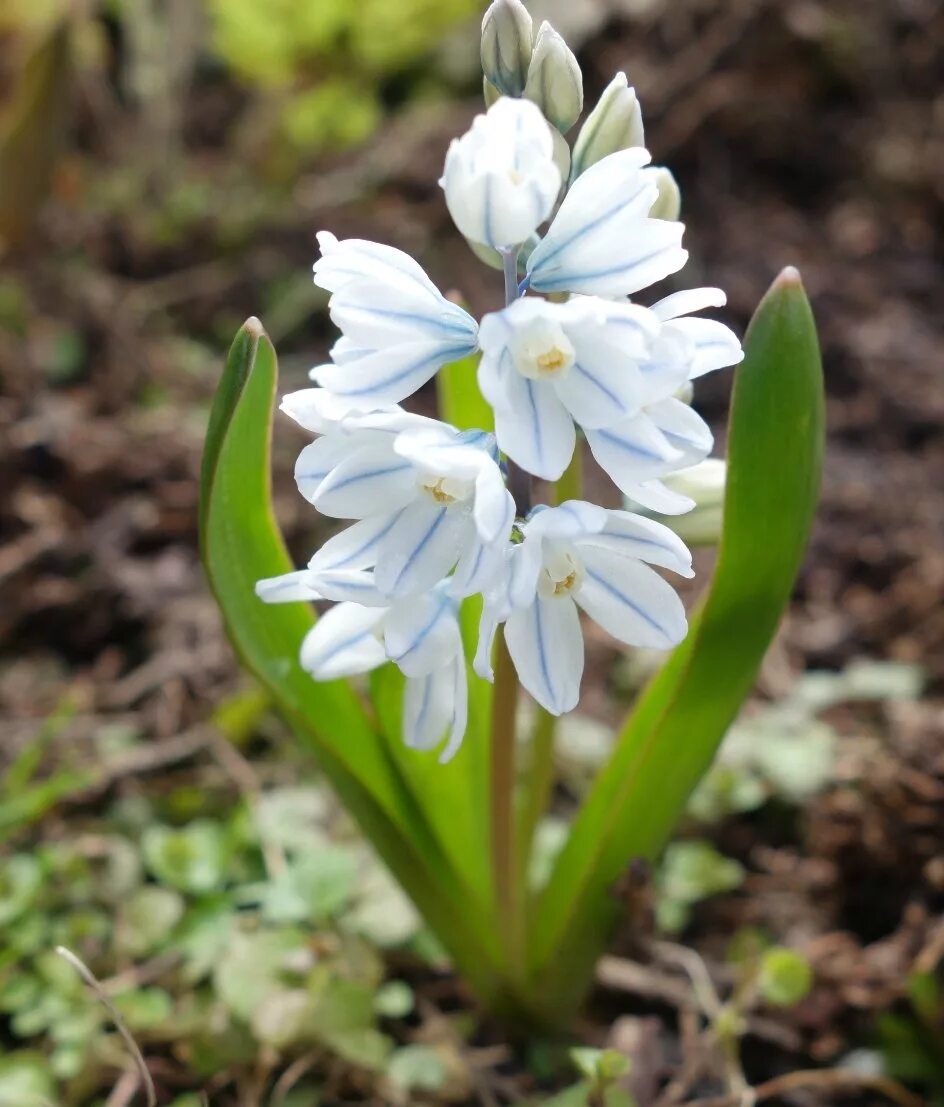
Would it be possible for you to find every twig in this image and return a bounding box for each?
[55,946,157,1107]
[752,1069,926,1107]
[270,1054,318,1107]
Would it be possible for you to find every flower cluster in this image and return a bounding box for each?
[257,0,743,761]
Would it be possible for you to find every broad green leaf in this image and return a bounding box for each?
[528,270,824,1014]
[200,320,512,1002]
[438,353,493,432]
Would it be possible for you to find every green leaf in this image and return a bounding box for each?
[758,948,813,1007]
[437,352,493,432]
[200,320,510,1004]
[528,269,824,1014]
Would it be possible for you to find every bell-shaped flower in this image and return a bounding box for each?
[309,232,479,406]
[440,97,562,250]
[477,295,660,480]
[476,500,693,715]
[585,288,743,512]
[255,573,468,762]
[525,148,687,297]
[293,417,515,600]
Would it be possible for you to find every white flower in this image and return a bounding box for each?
[585,288,743,512]
[310,232,479,406]
[440,97,562,250]
[477,295,660,480]
[525,148,687,296]
[255,574,468,762]
[291,415,514,599]
[476,501,693,715]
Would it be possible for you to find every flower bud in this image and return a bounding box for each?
[480,0,533,97]
[570,71,644,180]
[483,76,502,108]
[647,166,681,221]
[523,21,583,134]
[440,97,561,250]
[640,459,726,546]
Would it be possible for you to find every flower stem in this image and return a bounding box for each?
[490,243,526,974]
[491,628,522,966]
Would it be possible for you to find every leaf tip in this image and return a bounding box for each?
[242,316,267,340]
[772,265,803,290]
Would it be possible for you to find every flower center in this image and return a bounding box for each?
[511,319,576,381]
[537,546,585,600]
[418,475,472,506]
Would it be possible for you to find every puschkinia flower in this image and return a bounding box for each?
[440,97,562,250]
[476,501,693,714]
[477,295,660,479]
[526,148,687,296]
[256,573,468,762]
[310,232,479,405]
[286,400,514,598]
[255,37,746,754]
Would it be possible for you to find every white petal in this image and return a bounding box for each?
[474,602,501,681]
[314,340,470,406]
[524,500,607,541]
[255,570,321,604]
[622,479,696,515]
[394,425,490,482]
[440,653,468,763]
[308,569,388,605]
[280,388,361,433]
[329,278,477,350]
[669,317,744,378]
[403,666,454,752]
[577,510,694,577]
[505,596,583,715]
[314,233,441,298]
[585,414,684,492]
[553,342,643,429]
[450,523,509,598]
[492,374,575,480]
[383,591,462,677]
[527,148,688,296]
[650,287,727,321]
[576,546,688,649]
[299,602,386,680]
[507,538,544,609]
[647,398,713,463]
[308,513,402,573]
[294,435,357,504]
[310,444,415,519]
[374,500,469,597]
[473,464,513,543]
[532,218,688,297]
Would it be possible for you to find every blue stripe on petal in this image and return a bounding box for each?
[323,462,412,495]
[391,507,449,593]
[591,428,668,463]
[572,361,628,412]
[391,593,449,666]
[533,600,555,707]
[584,567,670,638]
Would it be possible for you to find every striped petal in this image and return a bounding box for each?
[383,591,462,678]
[310,444,415,519]
[299,602,386,680]
[374,500,469,597]
[505,594,583,715]
[576,546,688,650]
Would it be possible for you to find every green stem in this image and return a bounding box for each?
[490,629,523,968]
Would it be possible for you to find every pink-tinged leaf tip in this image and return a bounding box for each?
[242,316,266,339]
[773,265,803,289]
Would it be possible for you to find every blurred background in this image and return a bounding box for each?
[1,1,943,1104]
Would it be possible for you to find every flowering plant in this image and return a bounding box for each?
[200,0,823,1026]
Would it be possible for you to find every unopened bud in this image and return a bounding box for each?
[483,76,502,108]
[523,21,583,133]
[648,460,726,547]
[570,71,644,180]
[481,0,533,97]
[647,166,681,221]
